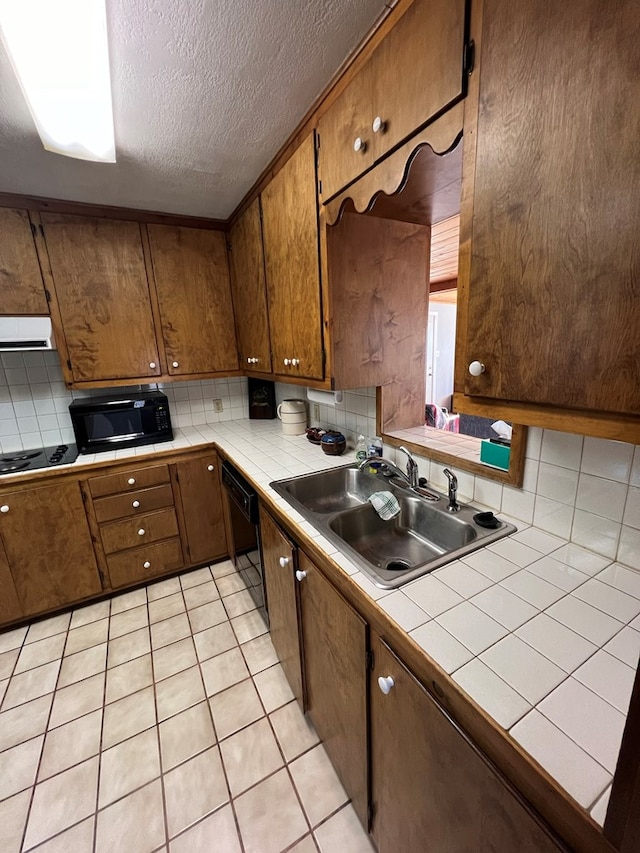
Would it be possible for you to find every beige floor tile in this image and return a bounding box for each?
[152,636,197,682]
[49,672,105,729]
[0,647,19,680]
[39,709,102,781]
[0,694,53,752]
[194,621,236,663]
[109,604,149,640]
[65,619,109,656]
[156,665,205,722]
[148,592,186,624]
[183,581,220,610]
[314,804,373,853]
[107,627,151,668]
[0,625,27,655]
[231,609,268,644]
[289,836,319,853]
[99,727,160,808]
[220,717,283,796]
[169,804,241,853]
[223,589,257,619]
[210,559,236,579]
[187,599,228,633]
[2,659,60,710]
[147,575,182,602]
[163,747,229,838]
[105,653,153,704]
[0,677,7,705]
[25,613,70,645]
[110,587,147,615]
[201,647,249,697]
[159,701,216,771]
[209,679,264,741]
[253,663,295,713]
[270,700,319,762]
[15,633,65,674]
[216,572,248,598]
[58,643,107,688]
[32,817,95,853]
[102,685,156,749]
[95,779,165,853]
[150,613,191,650]
[0,734,43,800]
[180,566,213,589]
[23,756,99,850]
[290,744,348,827]
[70,599,111,629]
[0,788,31,853]
[234,768,308,853]
[241,633,278,675]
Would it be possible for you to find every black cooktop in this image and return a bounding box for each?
[0,444,79,476]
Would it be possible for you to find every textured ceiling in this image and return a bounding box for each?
[0,0,384,219]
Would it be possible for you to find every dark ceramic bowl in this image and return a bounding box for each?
[306,427,327,445]
[320,431,347,456]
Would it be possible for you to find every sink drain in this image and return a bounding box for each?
[384,559,412,572]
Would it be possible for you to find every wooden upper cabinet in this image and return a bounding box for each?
[41,214,160,383]
[228,198,272,374]
[261,133,324,382]
[0,208,48,314]
[317,0,468,201]
[147,225,239,376]
[462,0,640,416]
[175,453,227,565]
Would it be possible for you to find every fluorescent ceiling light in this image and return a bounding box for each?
[0,0,115,162]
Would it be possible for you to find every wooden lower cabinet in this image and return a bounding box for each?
[106,538,184,588]
[175,454,227,565]
[260,509,304,705]
[297,550,368,828]
[370,634,565,852]
[0,481,102,617]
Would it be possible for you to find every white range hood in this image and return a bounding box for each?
[0,317,55,351]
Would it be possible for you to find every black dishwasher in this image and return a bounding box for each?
[221,461,267,619]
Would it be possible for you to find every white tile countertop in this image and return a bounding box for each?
[5,419,640,827]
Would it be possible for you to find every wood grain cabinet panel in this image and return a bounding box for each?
[0,208,48,314]
[0,481,102,616]
[228,198,272,373]
[92,483,174,523]
[0,538,23,624]
[147,225,239,376]
[262,133,324,382]
[88,464,170,499]
[99,508,179,555]
[175,454,227,565]
[106,537,183,588]
[40,213,161,383]
[370,634,565,852]
[462,0,640,416]
[298,550,368,828]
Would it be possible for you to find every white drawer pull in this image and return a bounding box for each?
[138,528,145,536]
[127,478,136,485]
[0,505,9,513]
[149,362,156,369]
[295,570,307,582]
[207,464,214,471]
[132,500,140,508]
[172,361,179,368]
[279,556,290,568]
[378,675,395,695]
[468,360,486,376]
[143,561,151,569]
[353,136,366,153]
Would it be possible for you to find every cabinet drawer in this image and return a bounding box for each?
[100,508,179,555]
[106,538,183,588]
[88,464,170,498]
[93,484,174,523]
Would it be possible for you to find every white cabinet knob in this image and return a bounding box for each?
[279,556,290,568]
[0,505,9,513]
[295,570,307,582]
[207,464,214,471]
[372,115,386,133]
[291,358,300,367]
[149,362,156,369]
[127,478,136,485]
[138,528,145,536]
[247,357,259,364]
[378,675,395,695]
[468,360,486,377]
[353,136,366,153]
[132,500,140,508]
[143,561,151,569]
[172,361,179,368]
[283,358,291,366]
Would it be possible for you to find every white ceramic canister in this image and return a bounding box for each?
[277,399,307,435]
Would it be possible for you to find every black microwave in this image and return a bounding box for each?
[69,391,173,454]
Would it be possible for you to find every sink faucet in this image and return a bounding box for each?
[397,446,419,489]
[358,446,419,490]
[443,468,460,512]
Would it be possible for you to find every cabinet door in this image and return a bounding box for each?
[370,635,565,853]
[298,551,368,828]
[0,538,22,625]
[463,0,640,415]
[0,481,102,616]
[262,134,324,381]
[0,209,48,314]
[147,225,239,376]
[229,199,272,373]
[41,214,160,383]
[176,454,227,565]
[260,509,304,704]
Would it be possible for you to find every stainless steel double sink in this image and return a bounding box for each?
[270,465,516,589]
